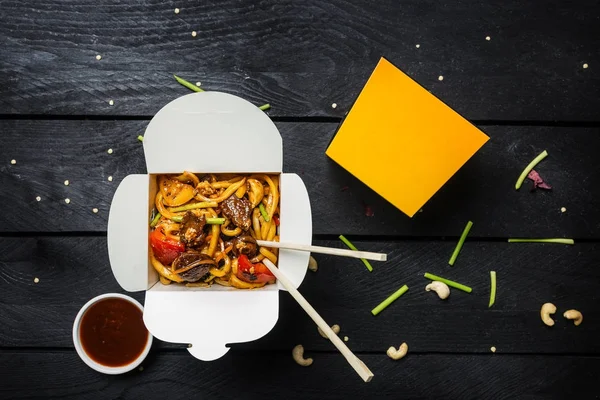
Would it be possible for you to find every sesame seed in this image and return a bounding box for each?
[343,336,349,342]
[485,36,491,41]
[10,159,16,165]
[438,75,444,81]
[92,208,99,214]
[196,82,202,87]
[191,31,197,37]
[415,44,420,48]
[108,176,113,182]
[109,99,114,106]
[583,63,589,69]
[174,8,180,14]
[36,196,41,202]
[561,207,566,213]
[107,148,113,154]
[490,346,496,353]
[64,180,70,186]
[96,55,102,60]
[331,103,337,109]
[64,198,71,204]
[34,277,40,284]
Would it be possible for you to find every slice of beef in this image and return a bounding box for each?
[231,235,258,258]
[180,211,206,247]
[172,252,215,282]
[221,195,252,231]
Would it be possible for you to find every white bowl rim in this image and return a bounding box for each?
[72,293,153,375]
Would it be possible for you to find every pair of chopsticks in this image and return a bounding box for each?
[259,240,384,382]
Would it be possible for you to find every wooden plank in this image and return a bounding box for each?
[1,120,599,237]
[2,237,598,354]
[1,0,599,119]
[1,350,598,399]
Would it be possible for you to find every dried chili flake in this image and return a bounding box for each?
[527,169,552,190]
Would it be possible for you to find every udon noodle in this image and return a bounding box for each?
[149,173,280,289]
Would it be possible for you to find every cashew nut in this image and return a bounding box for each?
[292,344,313,366]
[425,281,450,299]
[318,324,340,339]
[387,342,408,360]
[540,303,557,326]
[563,309,583,326]
[308,256,318,272]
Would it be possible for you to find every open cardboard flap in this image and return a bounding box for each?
[108,92,312,361]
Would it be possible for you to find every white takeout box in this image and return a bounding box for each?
[107,92,312,361]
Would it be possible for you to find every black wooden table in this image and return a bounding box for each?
[1,1,599,398]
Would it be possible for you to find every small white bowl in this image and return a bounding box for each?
[72,293,153,374]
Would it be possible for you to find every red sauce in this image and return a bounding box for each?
[79,297,149,367]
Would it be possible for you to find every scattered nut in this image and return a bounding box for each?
[64,198,71,204]
[92,208,99,214]
[318,324,340,339]
[10,159,16,165]
[485,36,491,41]
[174,8,180,14]
[387,342,408,360]
[191,31,197,37]
[563,309,583,326]
[490,346,496,353]
[33,277,40,283]
[64,180,70,186]
[308,256,318,272]
[108,176,113,182]
[107,148,113,154]
[425,281,450,300]
[438,75,444,81]
[561,207,566,213]
[331,103,337,109]
[108,100,114,106]
[540,302,557,326]
[344,336,349,342]
[415,44,420,48]
[195,82,201,87]
[292,345,313,366]
[96,55,102,60]
[36,196,41,202]
[583,63,588,69]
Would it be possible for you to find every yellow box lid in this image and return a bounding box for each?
[326,57,489,217]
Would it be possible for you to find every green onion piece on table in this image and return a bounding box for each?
[489,271,497,308]
[424,273,472,293]
[339,234,373,272]
[137,135,144,142]
[150,212,162,227]
[508,238,574,245]
[515,150,548,190]
[449,220,473,266]
[174,75,204,92]
[173,75,271,111]
[169,201,218,213]
[259,203,270,222]
[371,285,409,316]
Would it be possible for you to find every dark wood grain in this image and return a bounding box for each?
[1,0,599,119]
[1,349,598,399]
[2,236,598,354]
[1,120,599,237]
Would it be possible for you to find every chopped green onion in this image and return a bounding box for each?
[515,150,548,190]
[150,212,162,227]
[259,203,270,222]
[424,273,472,293]
[371,285,409,316]
[508,238,574,245]
[339,235,373,272]
[173,75,271,111]
[170,215,225,224]
[489,271,496,308]
[137,135,144,142]
[449,220,473,266]
[174,75,204,92]
[168,201,218,213]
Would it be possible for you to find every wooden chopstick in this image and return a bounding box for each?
[262,259,374,383]
[256,240,387,262]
